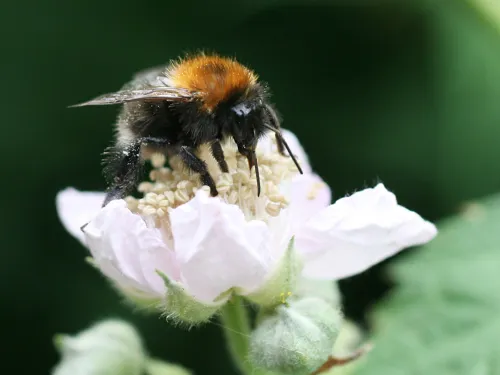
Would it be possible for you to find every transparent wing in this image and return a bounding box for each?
[121,65,168,90]
[70,87,193,107]
[70,64,195,107]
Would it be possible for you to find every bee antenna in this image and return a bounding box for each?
[275,133,303,174]
[262,109,304,175]
[262,122,280,133]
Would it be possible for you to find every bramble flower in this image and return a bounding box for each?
[56,130,437,323]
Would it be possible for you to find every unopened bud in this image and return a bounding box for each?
[52,320,145,375]
[249,297,343,375]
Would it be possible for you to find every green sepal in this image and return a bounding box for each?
[53,334,66,352]
[156,270,221,325]
[246,237,302,307]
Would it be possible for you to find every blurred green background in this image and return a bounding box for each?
[2,0,500,373]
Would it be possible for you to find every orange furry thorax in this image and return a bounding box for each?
[168,55,258,112]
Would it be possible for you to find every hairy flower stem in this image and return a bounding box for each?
[220,296,253,375]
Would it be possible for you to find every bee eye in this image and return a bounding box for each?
[231,103,252,116]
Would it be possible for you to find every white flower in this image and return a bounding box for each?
[56,130,436,320]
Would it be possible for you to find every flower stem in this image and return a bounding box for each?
[219,295,253,375]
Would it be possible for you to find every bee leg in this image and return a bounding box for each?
[275,133,286,156]
[210,141,229,173]
[103,137,170,206]
[237,143,253,169]
[236,143,261,196]
[178,145,218,196]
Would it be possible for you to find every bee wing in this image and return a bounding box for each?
[69,87,193,107]
[122,65,168,90]
[70,64,195,107]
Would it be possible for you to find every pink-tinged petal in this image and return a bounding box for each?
[284,173,331,231]
[56,188,105,245]
[296,183,437,280]
[266,211,294,259]
[170,190,275,303]
[258,129,312,174]
[84,200,178,298]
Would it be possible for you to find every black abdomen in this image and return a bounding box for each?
[127,101,185,145]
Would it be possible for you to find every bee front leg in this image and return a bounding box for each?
[210,141,229,173]
[236,142,261,196]
[178,145,218,196]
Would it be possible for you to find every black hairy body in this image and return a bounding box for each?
[72,54,303,206]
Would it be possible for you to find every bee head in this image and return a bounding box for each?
[211,84,268,149]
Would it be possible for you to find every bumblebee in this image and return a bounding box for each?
[72,53,303,206]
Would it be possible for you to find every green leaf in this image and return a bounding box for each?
[355,194,500,375]
[466,0,500,34]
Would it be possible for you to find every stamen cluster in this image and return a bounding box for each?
[126,139,300,225]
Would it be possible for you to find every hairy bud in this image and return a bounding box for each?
[52,320,145,375]
[249,297,343,375]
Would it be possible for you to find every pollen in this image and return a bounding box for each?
[125,137,300,229]
[167,54,258,111]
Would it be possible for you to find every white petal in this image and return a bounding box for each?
[284,173,331,231]
[170,190,275,303]
[84,200,178,299]
[296,183,437,280]
[257,128,312,173]
[56,188,105,245]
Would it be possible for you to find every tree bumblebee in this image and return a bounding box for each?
[72,53,303,206]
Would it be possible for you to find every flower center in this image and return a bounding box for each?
[126,137,300,225]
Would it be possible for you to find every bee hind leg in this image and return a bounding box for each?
[178,145,218,196]
[102,136,171,207]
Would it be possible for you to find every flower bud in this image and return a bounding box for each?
[52,320,145,375]
[249,297,343,375]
